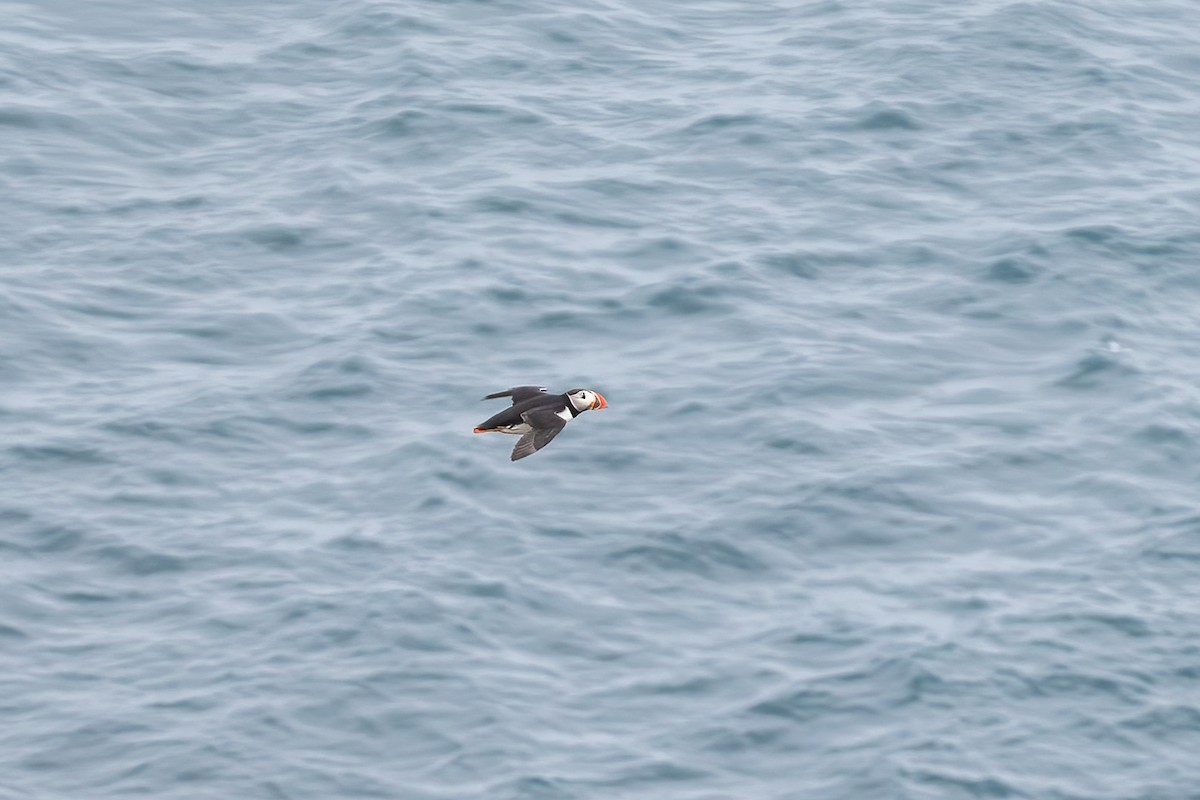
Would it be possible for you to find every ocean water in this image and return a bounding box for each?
[4,0,1200,797]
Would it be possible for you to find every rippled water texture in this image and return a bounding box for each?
[4,1,1200,798]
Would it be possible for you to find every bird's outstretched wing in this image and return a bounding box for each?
[511,409,567,461]
[481,386,548,404]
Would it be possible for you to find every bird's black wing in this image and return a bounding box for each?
[482,386,548,404]
[511,409,567,461]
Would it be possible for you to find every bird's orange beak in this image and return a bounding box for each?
[592,393,608,410]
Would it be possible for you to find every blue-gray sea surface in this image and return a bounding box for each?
[4,1,1200,798]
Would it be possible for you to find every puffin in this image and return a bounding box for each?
[474,385,608,461]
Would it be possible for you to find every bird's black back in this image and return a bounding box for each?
[478,392,568,429]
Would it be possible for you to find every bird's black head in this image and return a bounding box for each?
[565,388,608,412]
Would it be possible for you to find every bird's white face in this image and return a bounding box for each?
[567,388,608,412]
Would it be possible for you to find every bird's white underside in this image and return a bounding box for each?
[483,408,573,435]
[491,424,532,435]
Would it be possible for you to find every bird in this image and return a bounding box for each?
[474,385,608,461]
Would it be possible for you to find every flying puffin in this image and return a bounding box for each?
[474,385,608,461]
